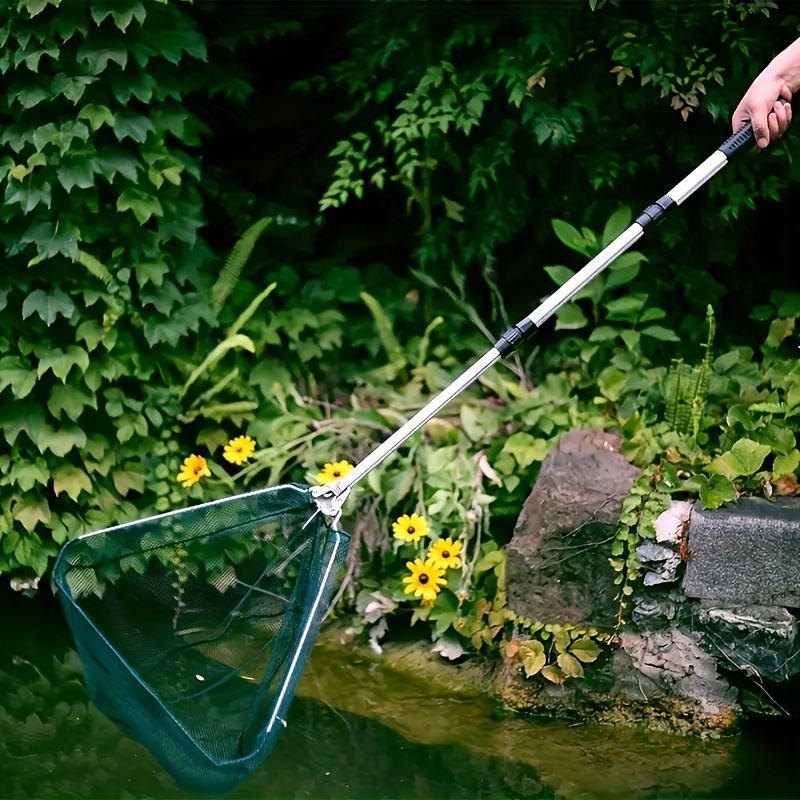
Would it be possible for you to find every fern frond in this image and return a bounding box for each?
[664,307,717,439]
[690,306,715,438]
[76,250,113,285]
[211,217,272,312]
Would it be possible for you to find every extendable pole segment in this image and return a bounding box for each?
[319,124,755,503]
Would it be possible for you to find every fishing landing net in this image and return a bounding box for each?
[53,484,348,793]
[52,123,753,793]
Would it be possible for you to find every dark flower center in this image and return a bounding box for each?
[419,574,429,584]
[442,550,450,558]
[407,526,415,534]
[333,471,340,477]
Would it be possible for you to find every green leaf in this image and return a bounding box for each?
[21,221,80,262]
[620,329,640,352]
[50,73,95,103]
[75,319,104,351]
[569,636,602,663]
[1,124,35,152]
[113,468,146,497]
[0,357,37,399]
[183,401,258,423]
[93,148,140,182]
[502,432,548,469]
[8,151,46,181]
[601,206,632,247]
[57,160,95,192]
[765,317,794,349]
[181,334,255,399]
[78,103,115,131]
[639,306,666,323]
[553,628,571,653]
[641,325,680,342]
[544,265,574,286]
[588,326,618,342]
[773,450,800,476]
[557,652,584,678]
[474,549,504,574]
[0,403,47,447]
[116,188,163,224]
[757,423,796,456]
[552,219,591,255]
[51,513,84,545]
[705,456,740,481]
[442,196,464,222]
[9,459,49,492]
[604,295,646,321]
[697,474,737,510]
[720,438,772,477]
[384,468,415,510]
[142,26,207,64]
[467,95,485,118]
[5,178,52,213]
[21,0,61,18]
[134,260,169,288]
[113,112,154,143]
[52,464,93,501]
[13,497,51,533]
[91,0,146,32]
[47,383,97,421]
[605,263,641,290]
[554,303,588,330]
[42,424,87,457]
[519,640,546,677]
[361,291,404,366]
[22,289,75,325]
[726,404,755,431]
[541,664,566,684]
[15,84,49,109]
[36,345,89,381]
[77,41,129,73]
[227,283,277,337]
[597,365,627,402]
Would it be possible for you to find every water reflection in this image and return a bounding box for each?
[1,590,798,799]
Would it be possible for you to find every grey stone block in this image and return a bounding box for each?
[683,497,800,608]
[693,603,799,681]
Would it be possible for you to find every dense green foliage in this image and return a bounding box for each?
[1,0,798,679]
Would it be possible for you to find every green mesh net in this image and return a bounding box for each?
[53,483,349,794]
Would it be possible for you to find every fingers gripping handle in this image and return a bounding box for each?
[719,122,755,159]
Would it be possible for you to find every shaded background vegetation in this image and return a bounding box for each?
[1,0,798,606]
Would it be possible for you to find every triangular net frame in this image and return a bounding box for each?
[53,483,348,794]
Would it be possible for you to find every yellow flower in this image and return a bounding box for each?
[403,558,447,603]
[223,435,257,465]
[316,460,354,485]
[427,537,463,570]
[177,454,211,488]
[392,513,429,543]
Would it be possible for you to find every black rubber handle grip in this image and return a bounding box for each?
[718,122,754,158]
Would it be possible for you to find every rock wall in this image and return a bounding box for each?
[502,428,800,733]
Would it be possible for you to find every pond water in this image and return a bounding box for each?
[1,589,798,800]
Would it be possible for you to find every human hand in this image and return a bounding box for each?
[732,38,800,148]
[732,81,792,149]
